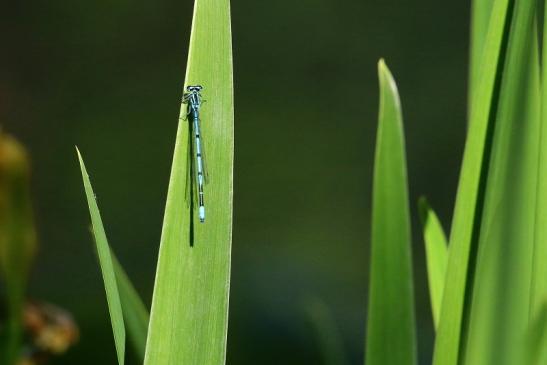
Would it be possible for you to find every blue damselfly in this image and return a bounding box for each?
[183,85,206,225]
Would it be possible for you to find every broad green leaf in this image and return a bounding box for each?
[432,1,513,363]
[112,254,149,363]
[0,134,37,365]
[143,0,234,363]
[523,302,547,364]
[463,1,540,364]
[530,1,547,318]
[418,197,448,330]
[365,60,416,365]
[305,299,349,365]
[77,149,126,365]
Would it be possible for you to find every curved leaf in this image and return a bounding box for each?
[77,149,126,365]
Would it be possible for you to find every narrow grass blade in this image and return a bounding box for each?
[463,1,540,363]
[432,1,513,364]
[469,0,495,106]
[0,134,37,365]
[143,0,234,363]
[418,197,448,330]
[112,254,149,362]
[365,60,416,365]
[305,299,350,365]
[77,149,126,365]
[530,1,547,317]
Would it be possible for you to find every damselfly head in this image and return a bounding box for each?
[183,85,203,106]
[187,85,203,92]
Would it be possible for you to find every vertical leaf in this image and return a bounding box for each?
[463,0,540,363]
[433,1,513,364]
[0,134,37,365]
[77,150,126,365]
[469,0,495,106]
[365,60,416,365]
[143,0,234,363]
[530,0,547,318]
[523,303,547,364]
[112,255,149,362]
[418,198,448,330]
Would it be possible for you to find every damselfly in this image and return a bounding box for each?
[183,85,206,226]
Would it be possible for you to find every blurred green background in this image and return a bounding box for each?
[0,0,469,363]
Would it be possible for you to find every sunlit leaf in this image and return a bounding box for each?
[143,0,234,363]
[433,1,513,363]
[530,0,547,318]
[112,254,149,363]
[469,0,495,107]
[77,149,126,365]
[365,60,416,365]
[463,1,540,364]
[523,302,547,364]
[418,197,448,330]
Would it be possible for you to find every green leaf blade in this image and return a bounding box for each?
[433,1,513,363]
[143,0,234,363]
[77,149,126,365]
[418,198,448,330]
[523,303,547,364]
[463,0,540,363]
[112,255,149,363]
[365,60,416,365]
[530,0,547,318]
[469,0,495,107]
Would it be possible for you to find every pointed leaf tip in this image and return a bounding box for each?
[378,58,386,71]
[418,197,448,330]
[366,61,416,365]
[377,60,401,112]
[78,153,126,365]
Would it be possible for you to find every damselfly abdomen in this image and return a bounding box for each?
[183,85,206,223]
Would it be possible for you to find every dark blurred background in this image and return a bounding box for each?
[0,0,469,364]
